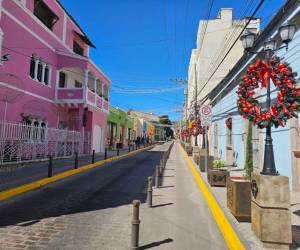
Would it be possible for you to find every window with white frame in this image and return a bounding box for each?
[22,117,48,142]
[103,84,108,101]
[29,54,51,86]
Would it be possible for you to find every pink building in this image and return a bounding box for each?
[0,0,110,158]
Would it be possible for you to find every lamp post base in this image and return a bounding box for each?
[251,173,291,249]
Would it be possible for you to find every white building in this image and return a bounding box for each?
[186,8,260,147]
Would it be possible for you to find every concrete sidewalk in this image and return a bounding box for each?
[139,142,228,250]
[188,151,300,249]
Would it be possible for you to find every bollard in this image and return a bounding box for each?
[104,148,107,160]
[129,146,131,153]
[131,200,141,249]
[74,152,78,169]
[48,155,53,177]
[92,149,95,163]
[117,148,120,156]
[147,176,153,207]
[155,165,160,188]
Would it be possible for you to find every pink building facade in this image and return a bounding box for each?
[0,0,110,154]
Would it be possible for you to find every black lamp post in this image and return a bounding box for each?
[240,22,296,175]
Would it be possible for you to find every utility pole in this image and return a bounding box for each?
[184,88,188,143]
[194,63,198,146]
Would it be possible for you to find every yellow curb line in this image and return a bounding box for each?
[179,143,245,250]
[0,145,154,202]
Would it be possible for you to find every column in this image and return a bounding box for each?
[34,59,39,81]
[84,70,89,103]
[94,77,97,105]
[48,65,52,86]
[41,62,46,84]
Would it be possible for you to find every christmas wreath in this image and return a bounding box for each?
[237,57,300,128]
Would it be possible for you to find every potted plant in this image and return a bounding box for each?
[207,159,229,186]
[227,122,252,222]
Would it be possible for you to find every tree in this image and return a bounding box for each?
[159,115,174,138]
[245,121,253,180]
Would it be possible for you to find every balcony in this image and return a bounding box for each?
[55,65,109,112]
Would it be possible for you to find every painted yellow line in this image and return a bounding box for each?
[179,143,245,250]
[0,145,154,202]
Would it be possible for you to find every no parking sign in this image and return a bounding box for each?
[200,105,212,127]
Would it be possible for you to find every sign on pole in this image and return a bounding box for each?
[200,105,212,127]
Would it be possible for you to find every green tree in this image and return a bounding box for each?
[245,121,253,180]
[159,115,174,138]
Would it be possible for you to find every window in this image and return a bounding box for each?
[75,80,82,88]
[29,55,35,79]
[29,54,51,86]
[103,84,108,100]
[34,0,58,30]
[73,41,84,56]
[96,80,102,97]
[37,61,43,82]
[59,71,66,88]
[44,66,49,85]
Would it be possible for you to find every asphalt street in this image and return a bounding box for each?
[0,143,227,249]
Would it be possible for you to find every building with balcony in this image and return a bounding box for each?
[0,0,110,155]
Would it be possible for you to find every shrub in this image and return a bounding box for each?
[213,159,225,168]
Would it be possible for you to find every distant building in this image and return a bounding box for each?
[107,106,133,149]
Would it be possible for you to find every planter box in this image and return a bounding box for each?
[185,145,193,156]
[227,178,251,222]
[207,168,228,186]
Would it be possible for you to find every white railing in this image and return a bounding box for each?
[0,121,90,165]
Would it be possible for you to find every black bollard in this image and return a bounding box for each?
[48,155,53,177]
[92,149,95,163]
[129,145,131,153]
[104,148,107,160]
[155,165,160,188]
[117,148,120,156]
[147,177,153,207]
[131,200,141,249]
[74,152,78,169]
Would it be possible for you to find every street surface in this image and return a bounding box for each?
[0,142,227,249]
[0,147,134,191]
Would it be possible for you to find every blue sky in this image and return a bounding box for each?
[60,0,285,120]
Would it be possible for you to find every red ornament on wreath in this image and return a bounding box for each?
[237,57,300,128]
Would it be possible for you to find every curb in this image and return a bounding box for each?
[0,145,154,202]
[178,142,245,250]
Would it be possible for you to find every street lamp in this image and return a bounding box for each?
[240,22,296,175]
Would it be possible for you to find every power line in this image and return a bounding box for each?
[197,0,266,104]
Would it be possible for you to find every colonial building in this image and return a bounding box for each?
[0,0,110,164]
[186,8,260,147]
[207,0,300,191]
[107,105,133,149]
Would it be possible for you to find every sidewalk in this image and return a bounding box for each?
[139,142,228,250]
[187,149,300,249]
[0,146,145,192]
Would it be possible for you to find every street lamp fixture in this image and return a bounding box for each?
[240,30,256,51]
[279,22,296,45]
[263,38,277,51]
[240,22,296,176]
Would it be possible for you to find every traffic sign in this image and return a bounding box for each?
[200,105,212,126]
[200,105,212,116]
